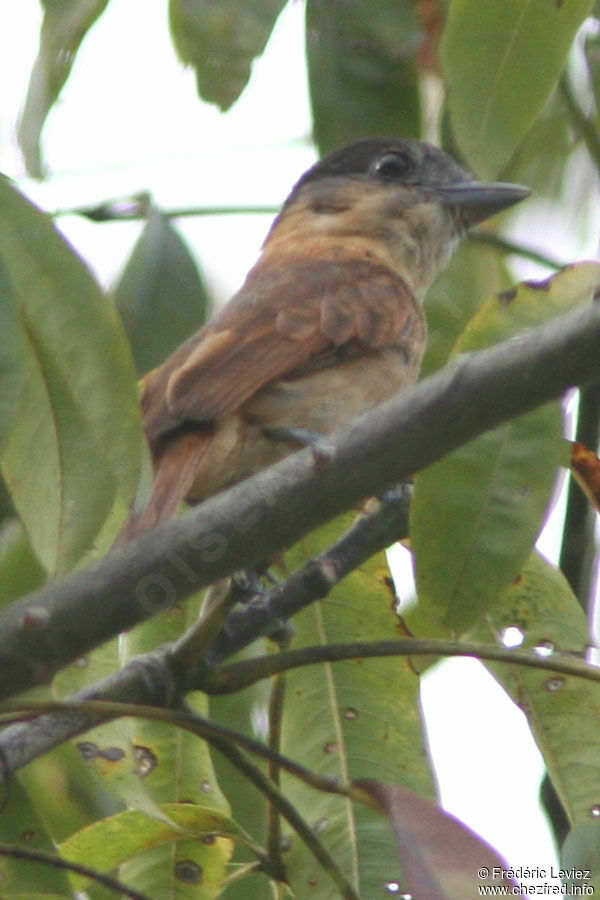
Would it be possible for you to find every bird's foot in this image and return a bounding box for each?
[232,565,279,601]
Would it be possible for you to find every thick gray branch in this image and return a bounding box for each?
[1,300,599,702]
[0,493,410,776]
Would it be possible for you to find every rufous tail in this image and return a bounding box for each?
[114,431,209,546]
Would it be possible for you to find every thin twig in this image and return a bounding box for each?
[266,636,292,872]
[469,230,565,271]
[0,842,152,900]
[54,201,279,221]
[207,737,360,900]
[202,637,599,695]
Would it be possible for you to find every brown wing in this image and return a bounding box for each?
[142,257,420,445]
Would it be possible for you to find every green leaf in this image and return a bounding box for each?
[411,406,565,636]
[0,255,25,455]
[562,822,600,891]
[0,520,46,610]
[209,648,272,900]
[470,553,600,830]
[0,777,72,894]
[411,263,600,634]
[168,0,287,110]
[113,209,211,375]
[18,0,111,178]
[585,31,600,127]
[280,515,434,899]
[306,0,421,154]
[422,238,511,376]
[502,91,574,199]
[17,741,121,845]
[0,177,143,574]
[441,0,595,178]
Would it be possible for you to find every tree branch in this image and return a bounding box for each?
[205,488,411,667]
[0,843,152,900]
[3,630,599,780]
[202,638,600,695]
[0,496,411,774]
[1,298,600,702]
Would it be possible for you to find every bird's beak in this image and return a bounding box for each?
[436,180,531,228]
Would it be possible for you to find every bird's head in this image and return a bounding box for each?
[269,138,530,298]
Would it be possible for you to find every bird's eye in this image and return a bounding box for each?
[372,151,413,180]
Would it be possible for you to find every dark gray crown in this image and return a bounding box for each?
[288,138,470,202]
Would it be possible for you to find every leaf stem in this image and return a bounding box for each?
[468,230,565,271]
[559,72,600,175]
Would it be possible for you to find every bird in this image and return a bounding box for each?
[118,137,529,542]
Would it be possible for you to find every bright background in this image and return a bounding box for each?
[2,1,598,885]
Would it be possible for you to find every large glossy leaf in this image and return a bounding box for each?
[113,209,211,375]
[18,0,111,177]
[0,177,143,574]
[306,0,421,154]
[168,0,286,110]
[279,515,434,899]
[410,263,600,635]
[441,0,594,178]
[470,553,600,831]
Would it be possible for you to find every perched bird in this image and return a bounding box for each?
[120,138,529,541]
